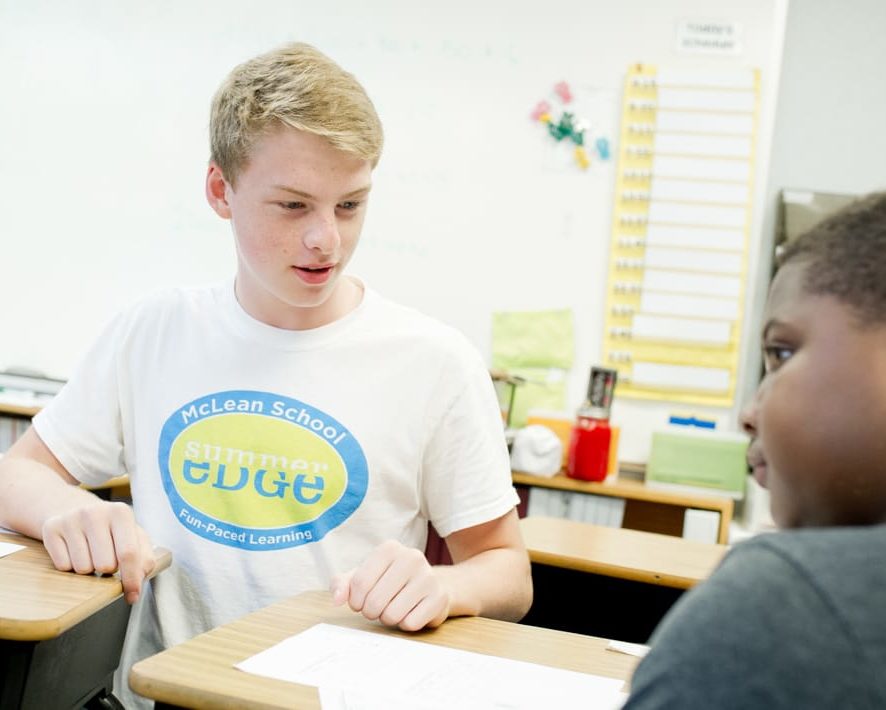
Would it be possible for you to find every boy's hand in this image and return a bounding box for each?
[42,501,156,604]
[330,539,451,631]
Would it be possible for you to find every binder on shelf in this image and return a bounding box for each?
[682,508,721,545]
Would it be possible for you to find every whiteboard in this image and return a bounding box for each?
[0,0,787,460]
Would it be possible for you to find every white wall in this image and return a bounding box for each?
[739,0,886,412]
[0,0,787,460]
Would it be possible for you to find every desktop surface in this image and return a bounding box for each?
[0,531,159,641]
[130,589,639,710]
[1,530,171,710]
[520,516,727,589]
[518,517,728,643]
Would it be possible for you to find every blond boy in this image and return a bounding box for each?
[0,43,531,708]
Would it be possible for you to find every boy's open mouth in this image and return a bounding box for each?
[293,264,335,283]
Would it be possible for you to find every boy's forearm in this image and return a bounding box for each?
[0,457,101,539]
[436,546,533,622]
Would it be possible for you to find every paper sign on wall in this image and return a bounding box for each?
[601,63,760,406]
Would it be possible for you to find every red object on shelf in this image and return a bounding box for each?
[566,415,612,482]
[565,366,618,482]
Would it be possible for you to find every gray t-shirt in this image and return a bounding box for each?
[624,526,886,709]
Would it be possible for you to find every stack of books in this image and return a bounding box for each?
[526,488,626,528]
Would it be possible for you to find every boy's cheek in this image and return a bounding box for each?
[765,475,796,528]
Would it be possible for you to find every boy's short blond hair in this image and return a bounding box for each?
[210,42,384,185]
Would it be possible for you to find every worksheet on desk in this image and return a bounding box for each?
[236,623,627,710]
[0,528,25,558]
[0,541,25,558]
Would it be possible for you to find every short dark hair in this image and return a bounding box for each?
[779,191,886,326]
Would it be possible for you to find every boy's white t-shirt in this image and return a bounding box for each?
[33,280,517,708]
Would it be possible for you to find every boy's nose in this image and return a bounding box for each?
[303,213,340,253]
[739,397,758,437]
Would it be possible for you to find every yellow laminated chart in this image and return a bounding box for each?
[602,63,760,407]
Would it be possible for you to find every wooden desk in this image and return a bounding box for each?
[0,401,42,418]
[513,470,734,544]
[84,475,132,501]
[130,590,639,709]
[0,532,171,709]
[519,516,728,644]
[428,469,734,567]
[520,516,727,590]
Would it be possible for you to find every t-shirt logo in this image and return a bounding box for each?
[158,390,367,550]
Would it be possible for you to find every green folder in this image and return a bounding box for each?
[647,428,749,498]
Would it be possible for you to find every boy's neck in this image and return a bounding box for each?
[234,275,364,331]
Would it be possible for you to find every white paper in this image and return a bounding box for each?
[656,67,751,88]
[674,20,744,56]
[640,292,740,321]
[654,133,752,159]
[655,110,754,135]
[648,202,746,228]
[631,362,731,393]
[0,541,25,558]
[236,623,626,710]
[657,88,755,112]
[651,179,749,205]
[644,246,743,275]
[631,315,732,346]
[607,640,650,658]
[645,224,745,252]
[652,156,751,182]
[643,269,742,298]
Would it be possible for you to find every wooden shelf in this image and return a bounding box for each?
[0,401,43,418]
[512,468,733,544]
[520,516,726,589]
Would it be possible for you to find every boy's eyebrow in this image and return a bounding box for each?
[761,318,784,340]
[272,184,372,199]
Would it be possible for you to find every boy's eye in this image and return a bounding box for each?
[762,344,794,373]
[337,201,361,211]
[279,201,306,210]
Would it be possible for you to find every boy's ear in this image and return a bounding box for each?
[205,162,232,219]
